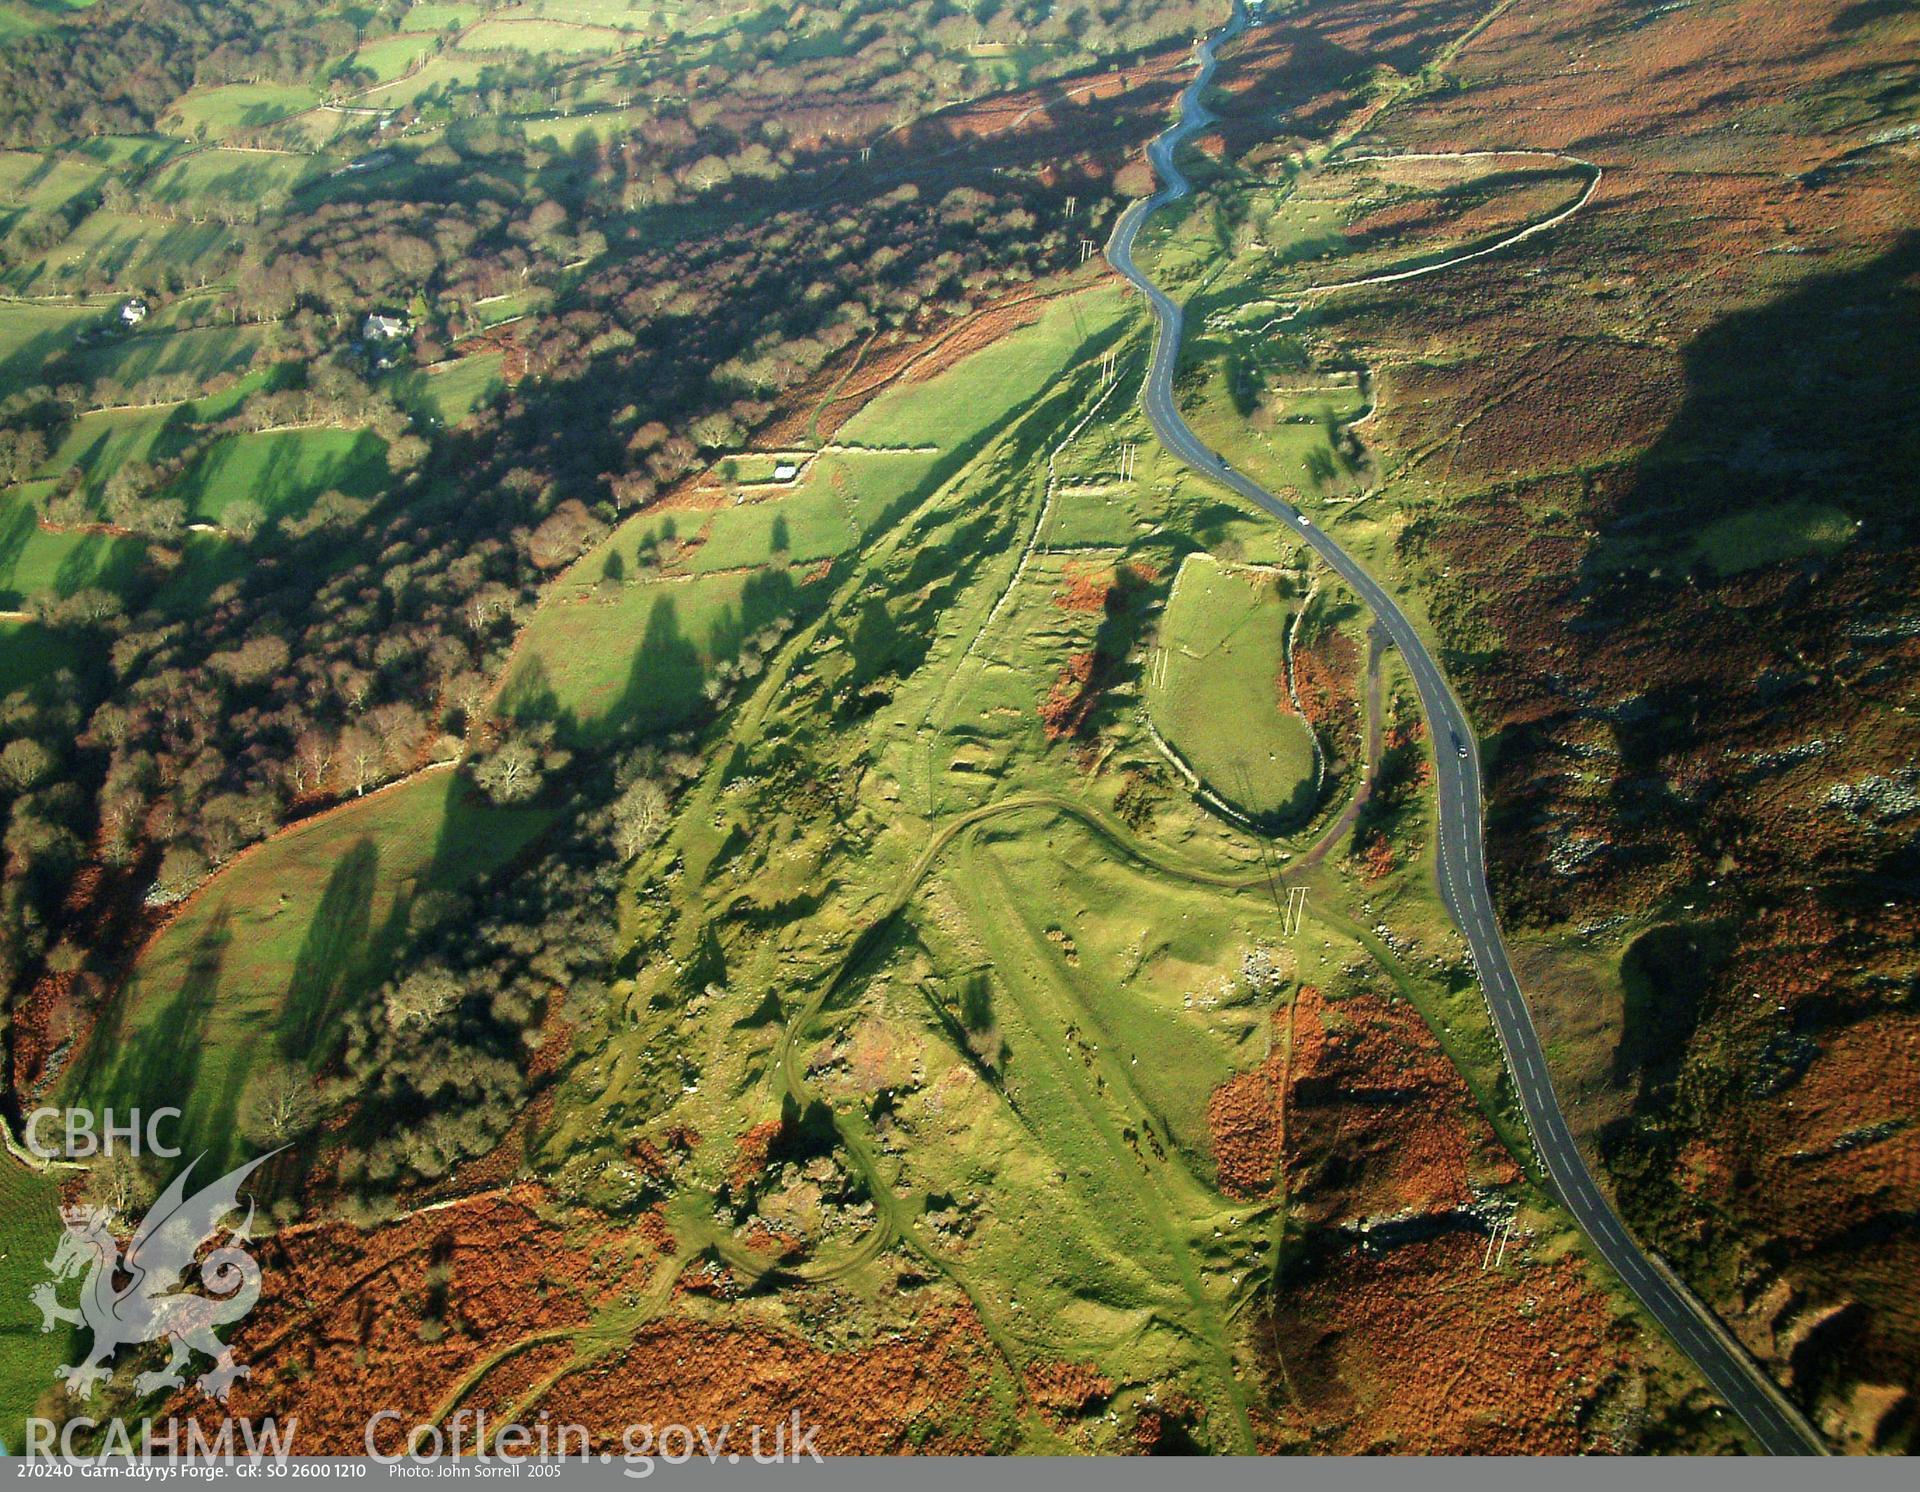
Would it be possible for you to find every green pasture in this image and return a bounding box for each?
[1179,344,1369,505]
[505,0,716,30]
[467,288,541,328]
[521,107,649,150]
[64,770,552,1174]
[342,32,440,85]
[1268,376,1367,423]
[67,320,263,387]
[0,0,87,37]
[0,150,109,217]
[354,56,494,109]
[0,1161,73,1450]
[394,351,504,425]
[0,491,143,607]
[4,211,241,295]
[169,425,388,526]
[606,483,856,579]
[1148,554,1319,827]
[0,300,100,389]
[500,560,815,743]
[37,403,190,498]
[27,372,272,503]
[836,290,1127,459]
[66,134,175,169]
[958,810,1263,1174]
[456,17,628,54]
[164,83,322,141]
[521,0,671,21]
[141,148,324,209]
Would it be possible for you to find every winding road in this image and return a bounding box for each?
[1104,0,1826,1458]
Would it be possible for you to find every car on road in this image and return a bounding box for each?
[1455,735,1469,759]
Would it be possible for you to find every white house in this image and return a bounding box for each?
[363,312,409,341]
[118,298,148,327]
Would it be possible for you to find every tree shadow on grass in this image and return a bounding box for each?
[0,497,41,606]
[704,565,797,663]
[49,530,142,600]
[498,653,560,725]
[69,906,232,1164]
[615,591,705,734]
[276,836,379,1061]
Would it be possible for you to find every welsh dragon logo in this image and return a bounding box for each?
[31,1150,277,1402]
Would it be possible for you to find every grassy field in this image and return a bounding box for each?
[141,148,326,209]
[65,134,174,168]
[1175,337,1370,508]
[521,107,650,150]
[170,426,389,525]
[836,295,1118,459]
[355,55,495,109]
[468,288,542,328]
[0,0,88,38]
[65,771,552,1173]
[613,484,855,576]
[0,149,111,217]
[0,300,100,389]
[501,561,816,743]
[1148,554,1319,827]
[0,492,144,607]
[0,1160,73,1450]
[394,351,505,425]
[164,83,322,142]
[456,17,628,54]
[67,321,265,389]
[3,211,241,294]
[500,0,725,31]
[344,31,442,85]
[35,403,189,499]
